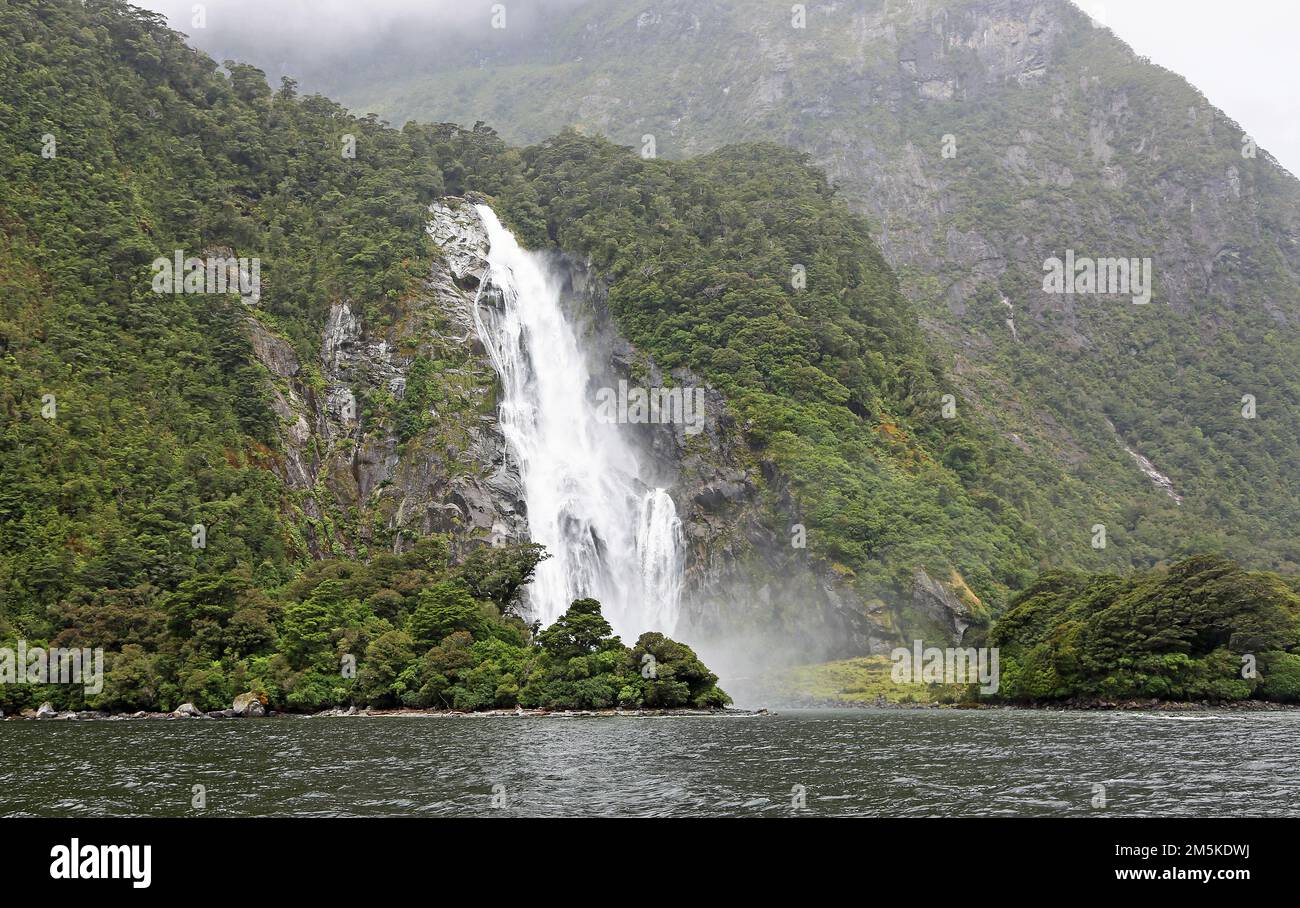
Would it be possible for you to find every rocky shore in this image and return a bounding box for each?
[1,694,771,721]
[3,691,274,721]
[1028,698,1299,712]
[764,695,1299,712]
[13,692,1293,718]
[308,706,769,719]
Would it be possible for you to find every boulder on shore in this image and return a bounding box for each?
[232,692,266,717]
[35,702,57,719]
[174,703,203,718]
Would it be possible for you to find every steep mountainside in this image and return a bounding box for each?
[4,0,1049,682]
[218,0,1300,574]
[5,0,1299,704]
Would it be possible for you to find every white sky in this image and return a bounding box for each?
[1070,0,1299,176]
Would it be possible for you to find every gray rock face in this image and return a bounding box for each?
[244,198,527,559]
[427,200,491,288]
[910,569,978,644]
[174,702,203,718]
[247,320,299,380]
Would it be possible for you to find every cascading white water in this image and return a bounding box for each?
[470,204,684,639]
[636,488,684,634]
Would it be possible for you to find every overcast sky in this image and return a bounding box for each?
[1070,0,1298,176]
[136,0,1298,177]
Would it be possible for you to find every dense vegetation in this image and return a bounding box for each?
[777,556,1300,706]
[1,0,469,618]
[3,0,1296,712]
[0,0,731,712]
[0,534,728,713]
[238,0,1300,576]
[991,556,1300,702]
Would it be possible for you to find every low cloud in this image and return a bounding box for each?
[137,0,584,53]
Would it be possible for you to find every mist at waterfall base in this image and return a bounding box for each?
[471,205,684,645]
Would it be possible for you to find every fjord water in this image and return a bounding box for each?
[4,710,1298,817]
[471,206,683,638]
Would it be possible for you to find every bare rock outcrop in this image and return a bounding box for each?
[245,198,526,559]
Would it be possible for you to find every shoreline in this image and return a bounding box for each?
[764,696,1300,712]
[1,705,769,721]
[6,699,1299,720]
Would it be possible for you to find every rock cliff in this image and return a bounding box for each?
[231,0,1300,572]
[246,198,526,561]
[247,198,980,663]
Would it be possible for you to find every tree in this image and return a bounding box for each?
[280,582,346,669]
[356,630,417,708]
[631,632,731,708]
[459,543,550,616]
[405,580,486,648]
[536,598,616,661]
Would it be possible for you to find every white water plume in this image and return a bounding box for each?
[470,205,684,639]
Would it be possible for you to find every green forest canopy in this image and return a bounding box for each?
[1,0,1296,709]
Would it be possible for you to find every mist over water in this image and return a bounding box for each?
[471,206,683,639]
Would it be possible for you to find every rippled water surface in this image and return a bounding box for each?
[3,709,1296,817]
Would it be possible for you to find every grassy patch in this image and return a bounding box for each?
[780,656,976,705]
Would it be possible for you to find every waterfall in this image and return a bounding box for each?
[470,204,684,639]
[636,488,684,634]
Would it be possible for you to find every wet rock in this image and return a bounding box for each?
[174,703,203,718]
[35,702,57,719]
[427,200,491,287]
[911,569,980,643]
[692,479,750,512]
[232,692,266,717]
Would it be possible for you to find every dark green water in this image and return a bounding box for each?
[2,709,1296,817]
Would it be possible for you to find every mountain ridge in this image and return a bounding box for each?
[203,0,1300,572]
[3,0,1298,708]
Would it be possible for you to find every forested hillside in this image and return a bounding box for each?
[991,556,1300,702]
[3,0,1298,711]
[2,0,442,617]
[206,0,1300,575]
[0,0,1030,707]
